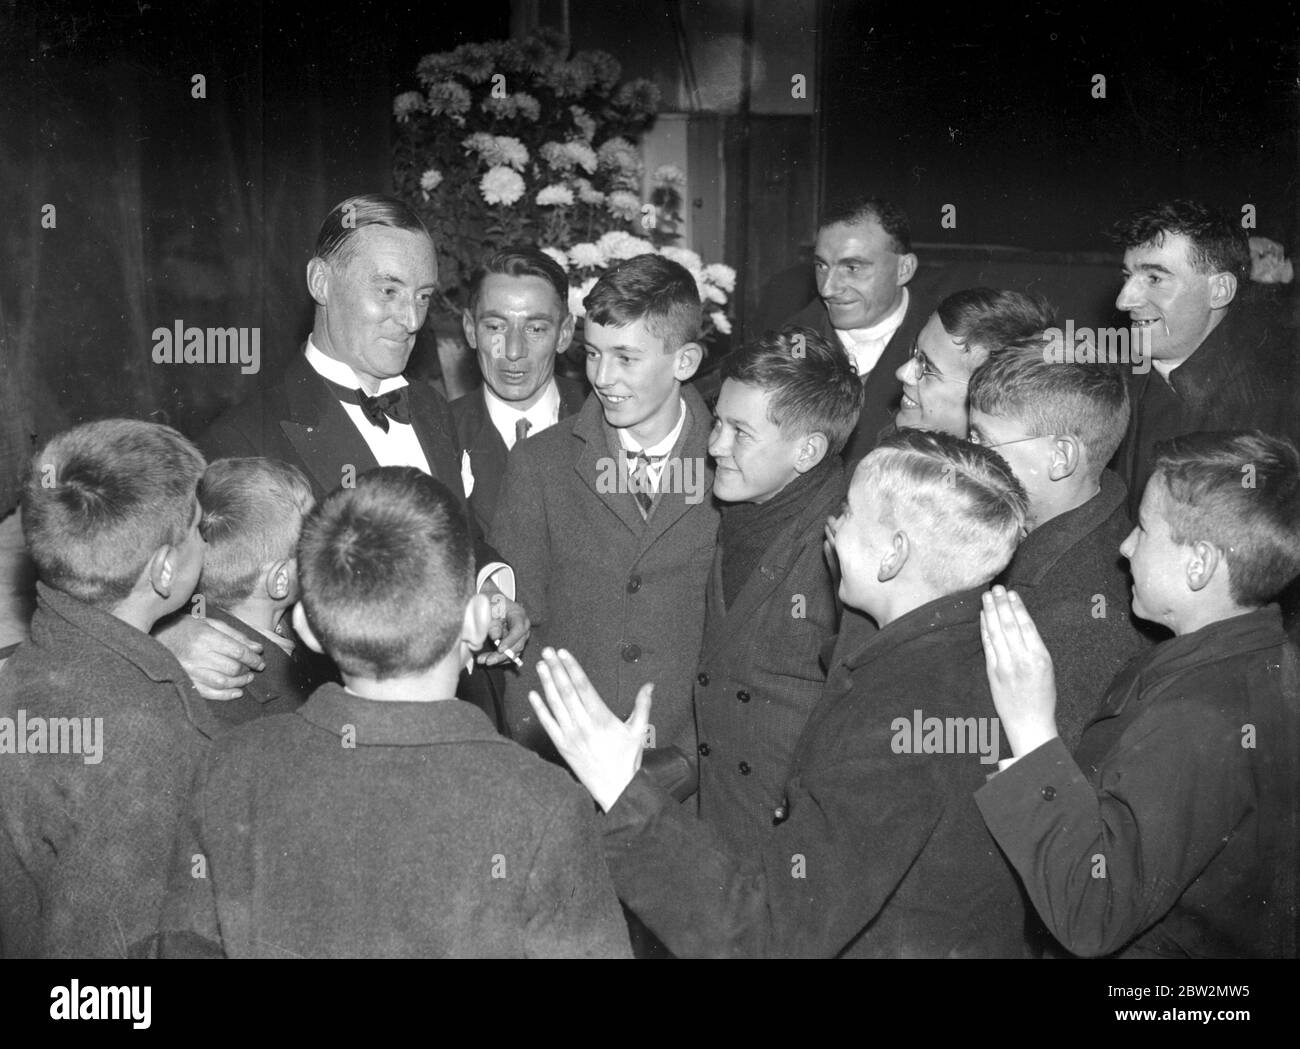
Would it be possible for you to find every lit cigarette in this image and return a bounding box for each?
[495,640,523,667]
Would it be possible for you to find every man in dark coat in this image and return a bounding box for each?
[969,342,1154,749]
[528,430,1036,957]
[781,197,930,465]
[451,246,588,536]
[978,430,1300,958]
[1109,199,1300,520]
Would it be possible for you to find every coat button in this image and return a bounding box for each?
[697,672,709,686]
[1041,785,1057,801]
[739,761,751,775]
[626,574,641,594]
[698,742,711,757]
[737,689,750,703]
[772,804,788,824]
[621,643,641,663]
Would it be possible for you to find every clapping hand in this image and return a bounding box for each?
[979,586,1059,758]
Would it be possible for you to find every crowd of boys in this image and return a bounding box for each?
[0,192,1295,958]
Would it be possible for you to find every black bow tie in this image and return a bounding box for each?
[324,378,411,433]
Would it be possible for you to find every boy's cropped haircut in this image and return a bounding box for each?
[582,253,702,353]
[296,467,474,679]
[468,245,569,313]
[21,419,205,607]
[1111,199,1250,283]
[1152,430,1300,606]
[720,326,865,455]
[855,429,1028,592]
[936,288,1056,354]
[968,342,1130,476]
[198,458,315,605]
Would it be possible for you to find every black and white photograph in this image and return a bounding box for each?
[0,0,1297,1022]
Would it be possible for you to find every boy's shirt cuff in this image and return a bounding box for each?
[476,564,515,601]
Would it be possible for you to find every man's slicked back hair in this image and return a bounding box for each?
[314,193,433,269]
[720,326,865,455]
[817,196,912,255]
[968,341,1130,477]
[584,253,702,353]
[1111,199,1250,283]
[296,467,474,679]
[22,419,206,607]
[1152,430,1300,606]
[467,245,569,314]
[198,458,316,606]
[853,428,1028,592]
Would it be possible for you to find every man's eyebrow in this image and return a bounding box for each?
[1128,262,1175,276]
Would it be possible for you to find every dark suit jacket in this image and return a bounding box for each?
[601,588,1031,958]
[1112,304,1300,520]
[159,684,630,958]
[783,292,931,466]
[201,605,336,730]
[197,350,499,570]
[489,387,721,760]
[450,375,587,536]
[694,460,845,855]
[0,584,221,958]
[997,470,1154,751]
[977,606,1299,958]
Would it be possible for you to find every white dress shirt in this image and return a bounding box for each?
[484,379,562,451]
[617,397,687,495]
[303,339,513,599]
[834,288,910,378]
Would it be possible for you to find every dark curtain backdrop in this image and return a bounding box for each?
[0,1,508,513]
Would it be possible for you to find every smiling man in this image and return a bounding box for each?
[783,198,928,464]
[187,194,528,720]
[1109,199,1300,520]
[451,247,586,535]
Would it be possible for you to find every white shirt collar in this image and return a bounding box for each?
[304,337,409,396]
[835,287,910,343]
[618,397,687,458]
[483,379,561,449]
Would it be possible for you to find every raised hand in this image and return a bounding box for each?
[979,586,1058,758]
[155,613,264,701]
[527,647,652,811]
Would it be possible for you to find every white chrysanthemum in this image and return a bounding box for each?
[564,141,598,175]
[597,230,655,262]
[479,166,526,206]
[701,282,727,305]
[652,164,686,189]
[573,178,605,206]
[702,263,737,293]
[658,246,703,276]
[463,133,529,171]
[569,276,599,318]
[393,91,425,122]
[494,136,529,171]
[541,246,570,272]
[419,168,444,192]
[567,242,606,269]
[605,190,642,222]
[536,183,575,207]
[597,136,639,171]
[709,311,732,335]
[569,105,597,142]
[513,92,541,122]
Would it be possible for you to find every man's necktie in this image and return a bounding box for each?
[515,417,532,444]
[323,377,411,433]
[625,449,666,519]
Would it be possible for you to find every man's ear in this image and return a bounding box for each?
[1208,271,1238,310]
[556,311,577,354]
[1047,435,1082,483]
[461,308,478,349]
[673,341,703,383]
[461,593,493,652]
[265,558,294,602]
[878,530,909,582]
[291,601,326,654]
[793,432,829,474]
[1185,539,1223,593]
[147,544,178,600]
[896,252,919,288]
[306,257,331,308]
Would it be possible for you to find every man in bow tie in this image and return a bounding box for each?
[782,197,931,465]
[170,194,529,710]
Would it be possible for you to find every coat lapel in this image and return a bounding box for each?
[279,356,378,495]
[407,379,466,498]
[571,395,649,536]
[639,387,716,550]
